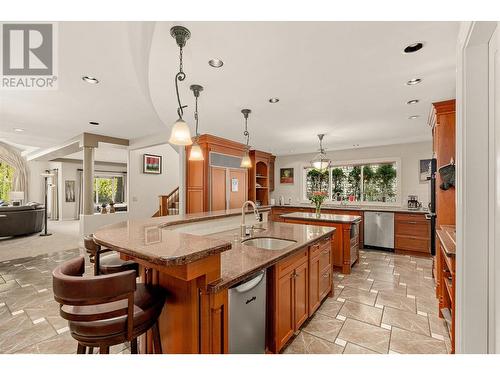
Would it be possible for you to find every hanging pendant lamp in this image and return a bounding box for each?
[168,26,193,146]
[310,134,331,171]
[188,84,204,161]
[240,109,252,168]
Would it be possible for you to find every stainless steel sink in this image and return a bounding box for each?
[241,237,296,250]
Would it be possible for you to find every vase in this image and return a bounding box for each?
[315,205,321,218]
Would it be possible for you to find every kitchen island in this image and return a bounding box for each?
[281,212,361,274]
[93,208,335,354]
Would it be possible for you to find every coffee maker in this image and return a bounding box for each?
[407,195,421,209]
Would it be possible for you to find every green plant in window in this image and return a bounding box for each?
[348,166,361,200]
[306,168,329,199]
[331,168,345,198]
[0,163,14,201]
[362,165,377,201]
[375,164,397,202]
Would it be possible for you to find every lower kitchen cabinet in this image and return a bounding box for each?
[267,235,333,353]
[394,212,430,254]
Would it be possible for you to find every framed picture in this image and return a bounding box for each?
[143,154,162,174]
[419,159,432,182]
[280,168,294,184]
[65,180,75,202]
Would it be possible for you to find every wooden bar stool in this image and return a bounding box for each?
[52,256,165,354]
[84,235,139,276]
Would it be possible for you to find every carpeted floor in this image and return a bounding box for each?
[0,220,80,262]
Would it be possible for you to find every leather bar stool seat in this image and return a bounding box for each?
[53,256,166,354]
[84,234,138,276]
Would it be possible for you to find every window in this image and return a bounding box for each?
[94,175,125,205]
[303,159,399,205]
[0,163,14,201]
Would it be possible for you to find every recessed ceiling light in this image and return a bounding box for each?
[13,128,24,132]
[208,59,223,68]
[408,115,420,120]
[407,99,420,105]
[406,78,422,86]
[403,42,424,54]
[269,97,279,103]
[82,76,99,84]
[89,121,100,126]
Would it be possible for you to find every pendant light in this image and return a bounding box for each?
[168,26,193,146]
[310,134,331,171]
[189,84,204,161]
[240,109,252,168]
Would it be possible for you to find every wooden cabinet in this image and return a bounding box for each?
[395,212,430,254]
[276,267,295,349]
[269,155,276,192]
[309,237,332,315]
[248,150,273,206]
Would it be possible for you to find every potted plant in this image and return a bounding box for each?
[310,191,328,217]
[101,202,108,214]
[109,201,116,213]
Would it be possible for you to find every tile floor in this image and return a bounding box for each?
[1,247,449,354]
[283,249,452,354]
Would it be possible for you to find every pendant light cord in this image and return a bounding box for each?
[175,46,187,119]
[194,95,199,137]
[244,117,250,146]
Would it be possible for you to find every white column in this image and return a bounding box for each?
[83,146,95,215]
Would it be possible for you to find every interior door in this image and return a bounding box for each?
[210,167,227,211]
[228,169,247,209]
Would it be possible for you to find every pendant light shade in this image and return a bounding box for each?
[240,150,252,168]
[240,109,252,168]
[310,134,331,171]
[169,118,193,145]
[189,141,204,161]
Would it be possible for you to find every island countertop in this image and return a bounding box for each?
[206,221,335,292]
[92,206,270,267]
[280,211,362,224]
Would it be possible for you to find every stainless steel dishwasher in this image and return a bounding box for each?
[364,211,395,250]
[228,269,266,354]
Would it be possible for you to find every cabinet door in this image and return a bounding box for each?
[210,167,227,211]
[228,168,247,209]
[277,270,295,349]
[308,253,321,315]
[294,261,309,329]
[319,267,332,301]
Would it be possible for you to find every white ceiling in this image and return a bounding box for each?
[0,21,459,156]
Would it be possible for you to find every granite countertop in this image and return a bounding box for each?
[281,211,361,224]
[93,206,271,266]
[436,225,456,257]
[206,221,335,292]
[271,203,428,214]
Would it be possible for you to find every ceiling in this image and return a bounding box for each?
[0,21,459,156]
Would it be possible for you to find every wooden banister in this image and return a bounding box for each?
[157,187,180,216]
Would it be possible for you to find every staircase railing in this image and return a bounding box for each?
[155,187,180,217]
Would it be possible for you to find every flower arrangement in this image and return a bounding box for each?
[310,191,328,217]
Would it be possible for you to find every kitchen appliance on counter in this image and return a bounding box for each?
[364,211,395,251]
[229,270,267,353]
[407,195,422,210]
[426,157,437,255]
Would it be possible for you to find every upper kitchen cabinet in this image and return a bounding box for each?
[429,99,456,226]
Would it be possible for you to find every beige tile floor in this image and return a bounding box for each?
[1,248,449,354]
[283,249,451,354]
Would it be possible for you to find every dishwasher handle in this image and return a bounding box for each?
[233,270,266,293]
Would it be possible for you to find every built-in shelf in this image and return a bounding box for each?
[444,277,454,303]
[256,175,267,179]
[256,186,268,189]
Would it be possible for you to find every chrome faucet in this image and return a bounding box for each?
[240,200,260,238]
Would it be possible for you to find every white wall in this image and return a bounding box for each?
[128,143,179,219]
[271,141,432,207]
[27,160,50,203]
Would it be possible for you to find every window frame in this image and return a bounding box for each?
[301,157,402,207]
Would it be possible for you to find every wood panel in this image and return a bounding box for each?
[276,268,294,350]
[294,260,309,329]
[394,212,430,254]
[210,167,226,211]
[308,250,321,314]
[229,168,247,209]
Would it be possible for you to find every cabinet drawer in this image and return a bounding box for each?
[319,267,332,300]
[395,212,427,223]
[309,241,321,258]
[277,248,308,275]
[319,245,331,271]
[395,235,430,253]
[395,221,429,237]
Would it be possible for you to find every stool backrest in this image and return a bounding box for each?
[52,256,136,340]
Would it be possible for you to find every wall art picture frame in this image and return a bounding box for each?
[143,154,162,174]
[280,168,294,184]
[419,158,432,182]
[65,180,75,202]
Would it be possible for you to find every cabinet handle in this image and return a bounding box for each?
[408,221,418,224]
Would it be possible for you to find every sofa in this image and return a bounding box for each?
[0,204,45,237]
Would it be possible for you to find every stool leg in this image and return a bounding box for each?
[88,347,94,354]
[99,346,109,354]
[77,343,86,354]
[152,322,162,354]
[131,338,138,354]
